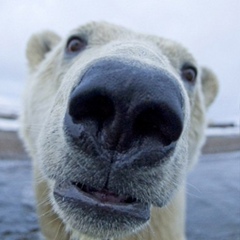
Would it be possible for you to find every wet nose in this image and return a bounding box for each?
[65,59,183,151]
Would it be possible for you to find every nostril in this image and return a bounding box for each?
[69,90,115,127]
[134,108,162,138]
[133,104,183,146]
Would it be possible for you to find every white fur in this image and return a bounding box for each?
[20,21,218,240]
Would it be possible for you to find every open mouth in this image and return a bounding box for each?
[53,181,150,222]
[72,182,138,204]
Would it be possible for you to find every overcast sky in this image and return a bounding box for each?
[0,0,239,123]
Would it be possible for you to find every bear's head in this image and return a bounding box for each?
[21,22,218,239]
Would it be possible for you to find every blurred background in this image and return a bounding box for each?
[0,0,239,130]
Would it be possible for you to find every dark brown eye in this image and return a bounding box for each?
[66,37,86,53]
[181,67,197,84]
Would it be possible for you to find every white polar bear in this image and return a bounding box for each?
[20,22,218,240]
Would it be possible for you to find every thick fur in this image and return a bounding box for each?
[20,22,218,240]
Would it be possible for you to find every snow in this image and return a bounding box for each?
[206,126,239,136]
[0,96,20,115]
[0,96,20,131]
[0,118,19,132]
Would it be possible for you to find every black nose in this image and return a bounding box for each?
[65,59,183,152]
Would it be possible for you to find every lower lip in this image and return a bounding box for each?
[54,181,150,221]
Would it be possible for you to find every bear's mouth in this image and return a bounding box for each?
[53,181,150,222]
[72,182,138,204]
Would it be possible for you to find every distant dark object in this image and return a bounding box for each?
[202,135,240,154]
[0,112,18,120]
[208,122,236,128]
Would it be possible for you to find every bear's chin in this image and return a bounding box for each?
[53,181,150,238]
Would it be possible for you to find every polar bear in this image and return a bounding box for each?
[20,21,218,240]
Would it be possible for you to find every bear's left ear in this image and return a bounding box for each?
[26,31,61,72]
[200,67,219,108]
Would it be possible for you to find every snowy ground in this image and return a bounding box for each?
[0,151,239,240]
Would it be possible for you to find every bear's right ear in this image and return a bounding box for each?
[26,31,61,72]
[200,67,219,109]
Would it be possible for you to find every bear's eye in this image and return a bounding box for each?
[181,67,197,84]
[66,37,87,53]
